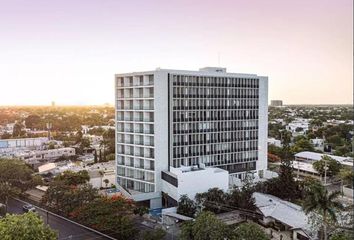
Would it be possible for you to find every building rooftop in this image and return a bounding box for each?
[253,192,312,234]
[295,151,353,166]
[116,67,265,78]
[170,165,228,176]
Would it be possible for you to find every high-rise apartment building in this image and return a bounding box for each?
[270,100,283,107]
[115,67,268,208]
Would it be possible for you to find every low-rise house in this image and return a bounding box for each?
[253,192,316,240]
[291,160,321,180]
[89,168,115,189]
[310,138,324,151]
[294,151,353,167]
[286,118,310,136]
[0,137,49,154]
[15,147,76,163]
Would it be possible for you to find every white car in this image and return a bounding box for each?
[22,204,36,213]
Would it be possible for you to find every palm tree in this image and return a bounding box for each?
[99,139,109,162]
[303,184,345,240]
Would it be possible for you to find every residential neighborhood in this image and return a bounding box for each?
[0,0,352,239]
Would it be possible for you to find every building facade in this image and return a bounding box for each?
[270,100,283,107]
[115,67,268,208]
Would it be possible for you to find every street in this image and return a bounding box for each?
[7,198,110,240]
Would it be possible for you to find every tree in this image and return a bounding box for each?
[75,130,83,144]
[133,206,149,216]
[330,232,353,240]
[138,228,166,240]
[228,184,256,211]
[25,115,42,130]
[313,155,342,177]
[262,158,301,202]
[79,137,91,152]
[180,211,230,240]
[70,195,137,240]
[94,149,98,163]
[42,170,97,215]
[195,188,228,214]
[338,168,354,188]
[303,184,345,240]
[291,138,314,153]
[42,181,98,215]
[0,183,20,213]
[177,195,197,217]
[281,130,292,147]
[12,122,26,137]
[232,222,269,240]
[103,179,110,188]
[0,158,42,212]
[0,212,57,239]
[55,170,90,185]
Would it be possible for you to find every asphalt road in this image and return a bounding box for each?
[7,198,110,240]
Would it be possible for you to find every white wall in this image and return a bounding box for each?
[257,76,268,172]
[162,168,229,201]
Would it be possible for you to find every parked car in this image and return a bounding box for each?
[22,204,36,212]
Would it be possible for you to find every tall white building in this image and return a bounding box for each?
[115,67,268,208]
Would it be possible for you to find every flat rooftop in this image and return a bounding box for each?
[116,67,266,78]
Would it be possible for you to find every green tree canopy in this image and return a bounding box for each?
[54,170,90,185]
[330,232,354,240]
[313,155,342,177]
[291,138,314,153]
[338,169,354,187]
[180,211,230,240]
[138,228,166,240]
[0,212,57,240]
[0,158,42,212]
[12,122,26,138]
[42,180,98,215]
[303,184,345,240]
[70,195,137,240]
[195,188,228,213]
[228,184,256,211]
[232,222,270,240]
[177,194,197,218]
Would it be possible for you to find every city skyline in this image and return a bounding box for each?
[0,0,353,105]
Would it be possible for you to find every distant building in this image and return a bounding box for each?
[38,161,116,190]
[0,137,49,154]
[270,100,283,107]
[115,67,268,208]
[286,118,309,136]
[14,147,76,165]
[267,137,282,147]
[294,151,353,167]
[51,101,55,107]
[292,160,321,180]
[310,138,324,151]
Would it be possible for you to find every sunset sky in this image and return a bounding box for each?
[0,0,352,105]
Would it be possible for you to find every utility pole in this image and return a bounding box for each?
[46,122,52,140]
[324,156,328,185]
[323,134,329,185]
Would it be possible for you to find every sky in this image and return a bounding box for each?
[0,0,352,105]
